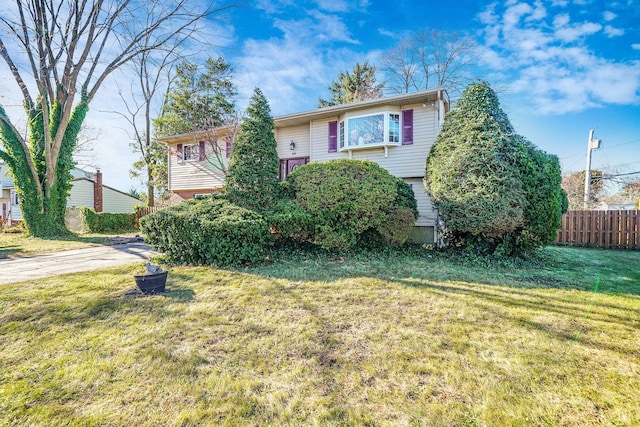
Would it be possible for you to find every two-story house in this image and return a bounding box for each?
[161,88,450,243]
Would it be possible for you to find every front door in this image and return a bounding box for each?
[280,157,310,180]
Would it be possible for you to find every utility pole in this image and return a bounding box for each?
[583,129,602,209]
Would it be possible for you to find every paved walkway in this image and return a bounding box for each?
[0,243,157,285]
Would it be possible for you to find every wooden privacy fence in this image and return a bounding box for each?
[136,206,165,221]
[555,210,639,249]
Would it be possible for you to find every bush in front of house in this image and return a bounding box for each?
[80,208,137,233]
[507,135,569,255]
[225,88,281,213]
[285,159,418,251]
[140,197,273,266]
[264,197,315,245]
[424,81,567,257]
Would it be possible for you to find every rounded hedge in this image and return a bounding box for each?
[140,197,272,266]
[285,159,418,251]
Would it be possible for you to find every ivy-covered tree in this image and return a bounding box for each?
[0,0,215,237]
[224,88,280,212]
[425,81,566,256]
[318,61,384,107]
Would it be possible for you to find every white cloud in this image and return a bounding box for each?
[555,21,602,42]
[604,25,624,37]
[603,11,617,21]
[307,10,360,44]
[314,0,349,12]
[527,0,547,21]
[377,28,397,39]
[632,43,640,50]
[478,2,499,25]
[552,13,570,28]
[477,0,640,115]
[504,2,534,28]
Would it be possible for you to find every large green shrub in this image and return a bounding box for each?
[286,159,417,251]
[224,88,281,212]
[507,136,568,255]
[80,208,137,233]
[265,198,315,245]
[140,197,273,266]
[425,81,566,256]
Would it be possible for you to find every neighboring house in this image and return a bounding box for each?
[0,162,140,226]
[596,201,638,210]
[160,88,450,243]
[0,161,21,225]
[160,127,235,205]
[67,169,140,213]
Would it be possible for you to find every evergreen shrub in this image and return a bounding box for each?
[286,159,418,251]
[80,208,137,233]
[265,198,315,245]
[140,197,272,266]
[425,81,567,256]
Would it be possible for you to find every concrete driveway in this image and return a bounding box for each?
[0,243,157,285]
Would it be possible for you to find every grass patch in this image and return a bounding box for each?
[0,232,140,259]
[0,246,638,425]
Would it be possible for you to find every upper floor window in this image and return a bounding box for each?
[183,144,199,161]
[177,141,206,162]
[336,111,411,152]
[389,114,400,143]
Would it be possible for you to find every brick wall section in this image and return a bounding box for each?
[93,170,103,212]
[170,189,222,205]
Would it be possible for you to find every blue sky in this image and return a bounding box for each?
[216,0,640,187]
[1,0,638,193]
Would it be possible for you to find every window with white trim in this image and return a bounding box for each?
[183,144,199,161]
[337,111,410,152]
[389,113,400,143]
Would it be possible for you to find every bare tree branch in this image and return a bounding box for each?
[382,29,478,99]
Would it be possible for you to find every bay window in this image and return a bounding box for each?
[336,110,412,153]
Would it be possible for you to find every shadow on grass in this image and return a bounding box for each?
[164,287,196,301]
[0,245,21,259]
[245,245,640,297]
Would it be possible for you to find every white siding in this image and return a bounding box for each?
[102,187,140,213]
[67,178,140,213]
[169,141,228,191]
[307,103,437,179]
[275,102,440,231]
[276,125,310,160]
[10,189,22,221]
[404,178,437,227]
[68,179,94,208]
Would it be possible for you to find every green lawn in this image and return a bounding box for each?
[0,245,638,426]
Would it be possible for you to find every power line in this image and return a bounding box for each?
[604,171,640,178]
[603,138,640,149]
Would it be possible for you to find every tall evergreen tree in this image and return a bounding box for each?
[425,81,566,256]
[225,88,280,212]
[425,82,525,240]
[318,61,384,107]
[155,57,237,137]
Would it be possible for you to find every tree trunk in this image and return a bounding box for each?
[147,168,155,207]
[4,102,88,237]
